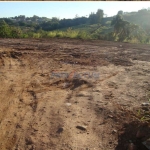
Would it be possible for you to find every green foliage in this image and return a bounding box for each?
[0,8,150,44]
[123,8,150,33]
[105,21,111,25]
[0,20,23,38]
[117,10,123,15]
[47,32,57,38]
[45,29,90,40]
[96,9,104,24]
[77,31,90,39]
[0,20,11,38]
[111,15,149,43]
[89,9,104,25]
[136,109,150,123]
[32,33,41,38]
[11,27,22,38]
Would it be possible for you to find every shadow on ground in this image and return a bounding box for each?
[115,122,150,150]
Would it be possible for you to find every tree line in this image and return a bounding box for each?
[0,9,104,31]
[0,8,150,44]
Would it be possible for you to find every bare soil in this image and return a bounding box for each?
[0,38,150,150]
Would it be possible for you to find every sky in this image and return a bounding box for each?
[0,2,150,19]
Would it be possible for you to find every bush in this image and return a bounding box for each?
[10,27,22,38]
[0,20,11,38]
[47,31,57,38]
[32,33,41,38]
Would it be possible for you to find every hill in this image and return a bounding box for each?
[0,8,150,44]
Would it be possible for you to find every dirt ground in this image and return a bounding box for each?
[0,38,150,150]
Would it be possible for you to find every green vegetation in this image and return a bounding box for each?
[136,109,150,123]
[0,8,150,44]
[111,14,149,43]
[0,20,22,38]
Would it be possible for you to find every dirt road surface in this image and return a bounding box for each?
[0,38,150,150]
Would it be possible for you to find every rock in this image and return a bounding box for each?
[76,125,87,131]
[56,127,64,134]
[27,145,33,150]
[76,93,84,97]
[65,103,71,106]
[63,82,70,88]
[112,130,117,134]
[16,123,22,128]
[27,145,32,149]
[142,103,150,106]
[25,137,33,145]
[108,115,113,118]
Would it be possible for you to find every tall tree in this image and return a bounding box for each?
[117,10,123,15]
[111,15,146,42]
[0,20,11,38]
[89,12,97,24]
[89,9,104,25]
[96,9,104,24]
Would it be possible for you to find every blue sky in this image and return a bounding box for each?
[0,2,150,19]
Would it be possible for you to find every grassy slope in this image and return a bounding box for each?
[56,23,113,35]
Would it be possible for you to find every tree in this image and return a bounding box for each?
[11,27,22,38]
[89,12,97,24]
[111,15,126,33]
[89,9,104,25]
[138,9,148,15]
[75,14,79,18]
[96,9,104,24]
[117,10,123,15]
[111,15,146,42]
[104,14,107,18]
[0,20,11,38]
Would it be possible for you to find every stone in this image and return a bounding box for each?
[112,130,117,134]
[108,115,113,118]
[76,125,87,131]
[65,103,71,106]
[56,127,64,134]
[142,103,150,106]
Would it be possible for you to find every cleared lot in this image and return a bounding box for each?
[0,38,150,150]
